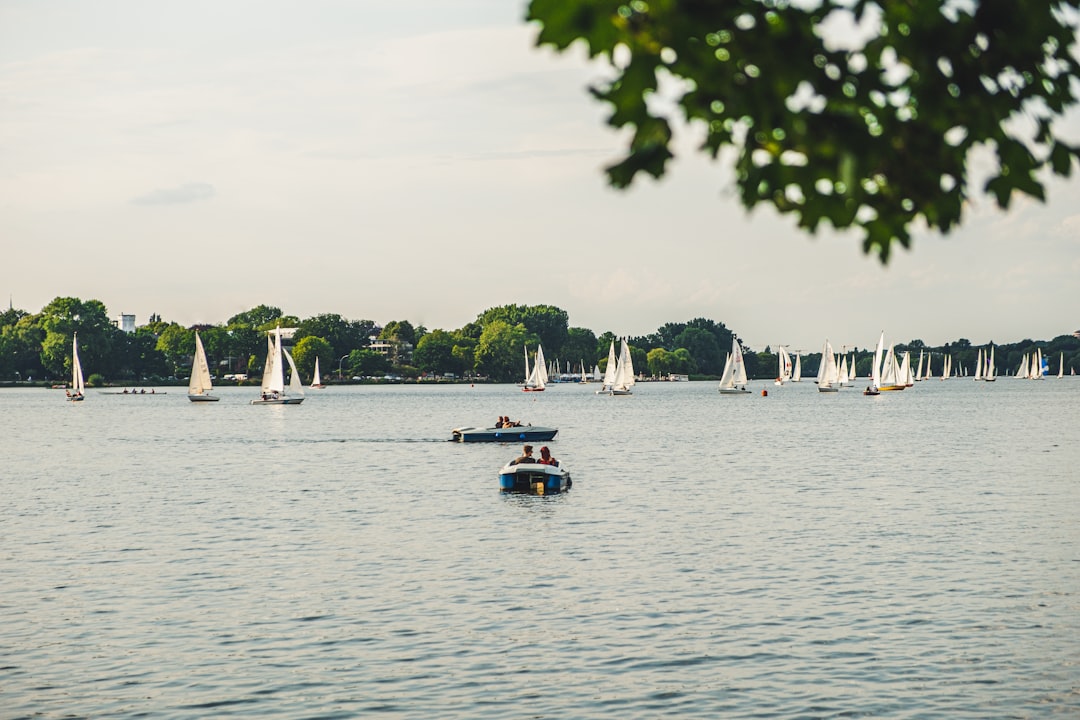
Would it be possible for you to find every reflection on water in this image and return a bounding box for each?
[3,380,1079,718]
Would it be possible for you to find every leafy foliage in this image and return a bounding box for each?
[528,0,1080,260]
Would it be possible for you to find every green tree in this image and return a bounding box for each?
[0,311,44,380]
[560,326,599,368]
[671,347,696,374]
[155,324,194,376]
[348,349,390,377]
[379,320,417,346]
[674,327,724,375]
[38,297,115,379]
[295,314,375,357]
[528,0,1080,261]
[647,347,673,377]
[475,320,532,381]
[414,329,460,375]
[477,304,569,353]
[293,336,333,381]
[228,305,282,329]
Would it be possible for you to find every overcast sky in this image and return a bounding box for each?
[2,0,1078,353]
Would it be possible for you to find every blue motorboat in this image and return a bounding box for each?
[451,425,558,443]
[498,461,571,495]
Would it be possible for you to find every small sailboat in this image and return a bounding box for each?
[252,327,304,404]
[187,331,219,402]
[775,345,792,385]
[523,343,546,391]
[610,338,635,395]
[310,356,326,389]
[719,337,751,394]
[67,332,86,402]
[792,352,802,382]
[1059,352,1065,379]
[817,339,840,392]
[871,331,905,391]
[984,345,997,382]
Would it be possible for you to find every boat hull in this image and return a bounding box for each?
[499,462,571,494]
[452,426,558,443]
[251,397,304,405]
[188,394,220,402]
[719,387,750,394]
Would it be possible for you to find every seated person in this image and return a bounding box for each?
[510,445,535,465]
[538,446,559,466]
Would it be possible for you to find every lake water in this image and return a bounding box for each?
[3,379,1079,718]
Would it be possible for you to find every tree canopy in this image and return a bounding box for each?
[528,0,1080,261]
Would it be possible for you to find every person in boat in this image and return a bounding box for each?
[538,446,559,467]
[510,445,535,465]
[496,415,505,428]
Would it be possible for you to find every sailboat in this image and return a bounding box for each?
[609,338,635,395]
[523,343,546,391]
[310,357,326,389]
[974,348,984,381]
[878,341,906,391]
[817,339,840,392]
[985,345,996,382]
[1058,352,1065,379]
[252,327,305,404]
[719,337,751,394]
[865,331,884,395]
[792,352,802,382]
[597,340,618,394]
[915,350,925,382]
[187,331,219,402]
[67,332,86,402]
[775,345,792,385]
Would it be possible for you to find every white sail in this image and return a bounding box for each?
[524,344,545,390]
[70,332,85,399]
[792,353,802,382]
[719,337,749,393]
[818,339,839,391]
[925,352,934,380]
[188,331,215,398]
[734,342,748,386]
[838,353,850,385]
[311,357,323,388]
[900,351,913,386]
[880,344,904,389]
[915,350,924,381]
[592,365,602,381]
[262,330,285,395]
[601,341,617,390]
[777,346,792,383]
[611,338,635,394]
[284,348,305,397]
[974,348,984,380]
[536,344,549,385]
[718,352,734,388]
[871,332,884,390]
[1059,352,1064,379]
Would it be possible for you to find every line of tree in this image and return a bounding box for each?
[1,297,1077,384]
